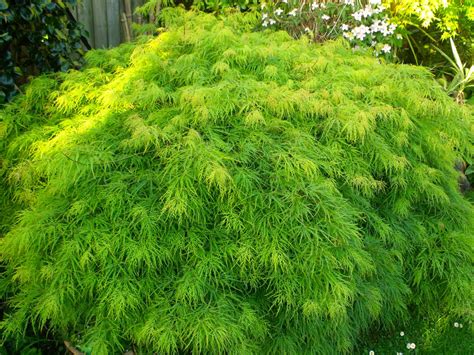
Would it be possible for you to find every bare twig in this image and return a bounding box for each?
[64,341,84,355]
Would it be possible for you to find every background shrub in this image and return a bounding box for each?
[388,0,473,70]
[1,9,473,354]
[0,0,85,104]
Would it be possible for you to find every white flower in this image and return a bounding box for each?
[288,8,298,16]
[320,3,326,8]
[381,44,391,53]
[406,343,411,350]
[400,331,405,336]
[260,2,266,9]
[262,13,268,20]
[460,323,463,328]
[343,31,354,40]
[396,352,404,355]
[410,343,416,350]
[371,40,377,47]
[374,6,385,14]
[274,8,284,16]
[311,2,319,10]
[322,14,330,21]
[370,0,381,4]
[361,5,374,18]
[304,27,311,33]
[396,34,403,40]
[370,20,382,33]
[269,18,276,25]
[352,12,362,21]
[341,24,350,31]
[352,25,370,40]
[454,322,459,328]
[369,351,375,355]
[282,0,288,3]
[262,21,268,27]
[380,22,394,36]
[344,0,355,5]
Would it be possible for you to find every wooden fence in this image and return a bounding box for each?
[72,0,146,49]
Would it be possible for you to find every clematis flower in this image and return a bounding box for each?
[381,44,391,53]
[352,12,362,21]
[352,25,370,40]
[361,6,374,18]
[275,8,284,16]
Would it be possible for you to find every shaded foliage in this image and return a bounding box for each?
[0,0,85,104]
[0,9,473,354]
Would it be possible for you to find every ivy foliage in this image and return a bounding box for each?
[0,0,84,104]
[1,9,473,354]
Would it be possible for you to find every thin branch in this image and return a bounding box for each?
[64,341,84,355]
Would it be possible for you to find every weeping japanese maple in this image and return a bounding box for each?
[1,9,473,355]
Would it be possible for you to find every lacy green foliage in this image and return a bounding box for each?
[1,9,473,354]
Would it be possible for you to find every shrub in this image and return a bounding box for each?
[1,9,473,354]
[0,0,84,104]
[387,0,474,71]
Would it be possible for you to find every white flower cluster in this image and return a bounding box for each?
[352,4,385,21]
[371,19,397,36]
[406,343,416,350]
[259,0,400,58]
[454,321,463,328]
[339,1,398,55]
[261,12,276,27]
[260,0,331,28]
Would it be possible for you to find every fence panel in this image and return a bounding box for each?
[73,0,146,48]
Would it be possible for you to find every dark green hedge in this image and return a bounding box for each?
[0,0,85,104]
